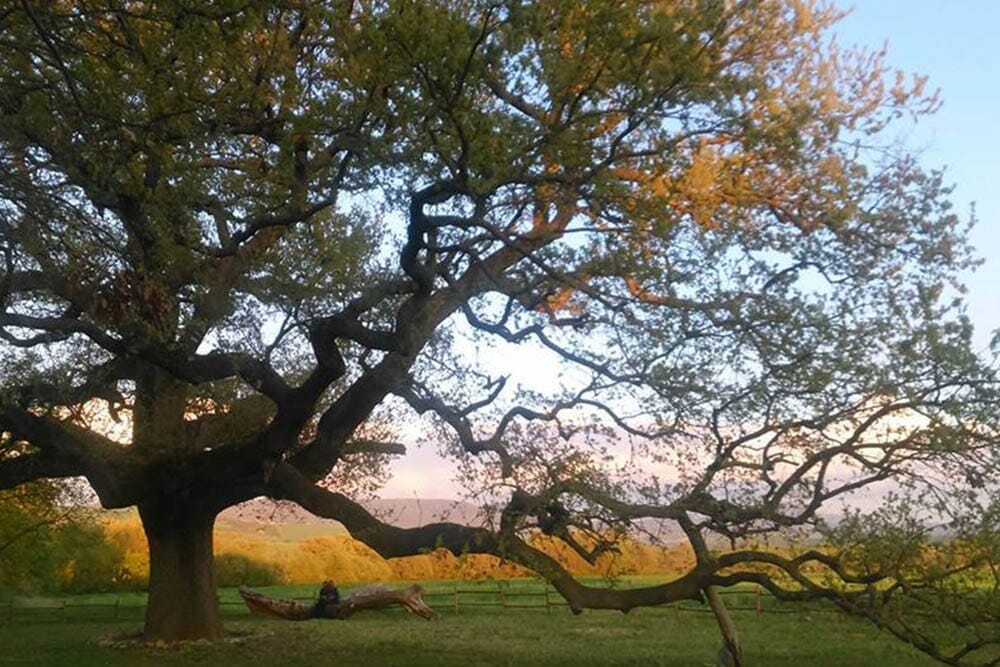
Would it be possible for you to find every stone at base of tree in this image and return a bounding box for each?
[239,584,436,620]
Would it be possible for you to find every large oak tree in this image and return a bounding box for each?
[1,0,997,661]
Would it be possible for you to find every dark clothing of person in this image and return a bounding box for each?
[312,581,341,618]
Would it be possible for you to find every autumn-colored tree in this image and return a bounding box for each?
[1,1,997,662]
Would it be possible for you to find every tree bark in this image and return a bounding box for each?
[139,504,223,641]
[706,585,744,667]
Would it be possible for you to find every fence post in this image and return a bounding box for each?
[453,583,459,614]
[61,600,67,620]
[755,587,761,619]
[498,582,505,609]
[544,585,551,614]
[673,602,679,620]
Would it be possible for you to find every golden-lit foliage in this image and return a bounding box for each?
[286,536,395,584]
[527,534,695,578]
[103,516,150,583]
[99,513,695,586]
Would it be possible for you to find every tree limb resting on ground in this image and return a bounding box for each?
[239,583,436,621]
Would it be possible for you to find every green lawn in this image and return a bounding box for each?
[0,578,877,621]
[0,581,939,666]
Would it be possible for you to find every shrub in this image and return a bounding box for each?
[54,523,124,593]
[214,552,285,587]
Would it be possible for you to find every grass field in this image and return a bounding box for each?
[0,579,941,666]
[0,578,894,620]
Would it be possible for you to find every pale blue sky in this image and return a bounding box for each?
[837,1,1000,348]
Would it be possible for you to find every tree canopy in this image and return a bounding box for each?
[0,0,997,660]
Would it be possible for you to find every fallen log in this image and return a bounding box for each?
[239,586,314,620]
[239,581,436,621]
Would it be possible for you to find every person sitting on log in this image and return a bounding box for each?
[312,579,341,618]
[240,581,435,620]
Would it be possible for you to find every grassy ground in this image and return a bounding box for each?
[0,578,875,621]
[0,581,939,666]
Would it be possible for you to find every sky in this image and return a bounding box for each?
[837,1,1000,349]
[380,1,1000,498]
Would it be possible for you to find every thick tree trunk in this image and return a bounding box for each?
[139,504,223,641]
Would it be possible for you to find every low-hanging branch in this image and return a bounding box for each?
[266,459,999,666]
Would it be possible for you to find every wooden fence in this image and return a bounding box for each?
[0,582,845,624]
[423,583,841,617]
